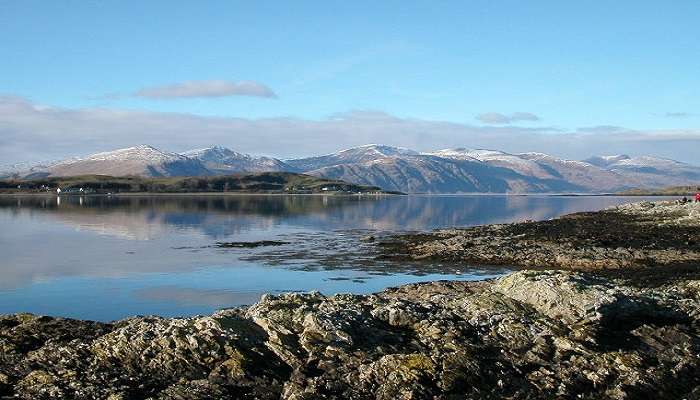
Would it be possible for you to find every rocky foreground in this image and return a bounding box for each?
[2,201,700,399]
[0,270,699,399]
[380,201,700,273]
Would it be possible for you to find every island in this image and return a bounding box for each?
[0,172,403,195]
[1,201,699,399]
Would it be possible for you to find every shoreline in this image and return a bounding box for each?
[1,200,699,398]
[376,201,700,278]
[2,268,699,399]
[0,191,403,197]
[0,191,681,197]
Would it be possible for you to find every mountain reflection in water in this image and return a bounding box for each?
[0,194,672,320]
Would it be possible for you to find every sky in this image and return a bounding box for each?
[1,1,700,164]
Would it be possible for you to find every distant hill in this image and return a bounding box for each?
[426,148,628,192]
[583,154,700,188]
[0,172,400,195]
[618,185,700,196]
[294,145,700,193]
[3,143,699,194]
[305,153,584,193]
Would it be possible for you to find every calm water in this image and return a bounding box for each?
[0,194,670,321]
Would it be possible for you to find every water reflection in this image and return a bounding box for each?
[0,194,664,238]
[134,286,265,307]
[0,194,672,320]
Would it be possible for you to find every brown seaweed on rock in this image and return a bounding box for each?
[378,201,700,279]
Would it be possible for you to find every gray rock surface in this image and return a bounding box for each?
[2,269,700,399]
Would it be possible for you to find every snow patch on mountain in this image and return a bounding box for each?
[286,144,420,171]
[77,145,186,163]
[429,148,559,180]
[583,154,700,187]
[39,145,209,177]
[335,144,419,158]
[182,146,295,173]
[584,155,631,168]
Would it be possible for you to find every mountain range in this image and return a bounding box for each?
[3,144,699,193]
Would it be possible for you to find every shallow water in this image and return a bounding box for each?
[0,194,672,321]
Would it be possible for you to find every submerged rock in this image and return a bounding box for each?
[214,240,290,248]
[1,270,699,399]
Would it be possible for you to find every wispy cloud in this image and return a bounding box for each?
[576,125,626,134]
[1,96,699,164]
[134,80,277,99]
[85,92,124,101]
[665,112,694,118]
[476,112,540,124]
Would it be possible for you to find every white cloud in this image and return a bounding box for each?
[1,96,699,165]
[665,112,693,118]
[134,80,277,99]
[476,112,540,124]
[576,125,626,134]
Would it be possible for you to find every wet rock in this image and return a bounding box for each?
[214,240,289,248]
[380,201,700,273]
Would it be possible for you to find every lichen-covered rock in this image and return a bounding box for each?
[1,270,700,399]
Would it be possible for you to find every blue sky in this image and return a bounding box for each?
[1,1,700,162]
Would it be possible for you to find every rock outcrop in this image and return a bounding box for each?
[2,270,700,399]
[379,201,700,271]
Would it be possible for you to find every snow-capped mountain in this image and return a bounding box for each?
[584,155,633,168]
[5,144,700,193]
[0,160,64,179]
[290,145,700,193]
[515,152,630,191]
[285,144,419,171]
[182,146,295,174]
[427,148,560,180]
[289,145,588,193]
[585,154,695,173]
[306,153,584,193]
[583,154,700,187]
[29,145,210,178]
[429,148,637,191]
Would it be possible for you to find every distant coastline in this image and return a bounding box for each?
[0,191,681,197]
[0,192,404,197]
[0,172,404,196]
[2,172,693,197]
[617,185,699,196]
